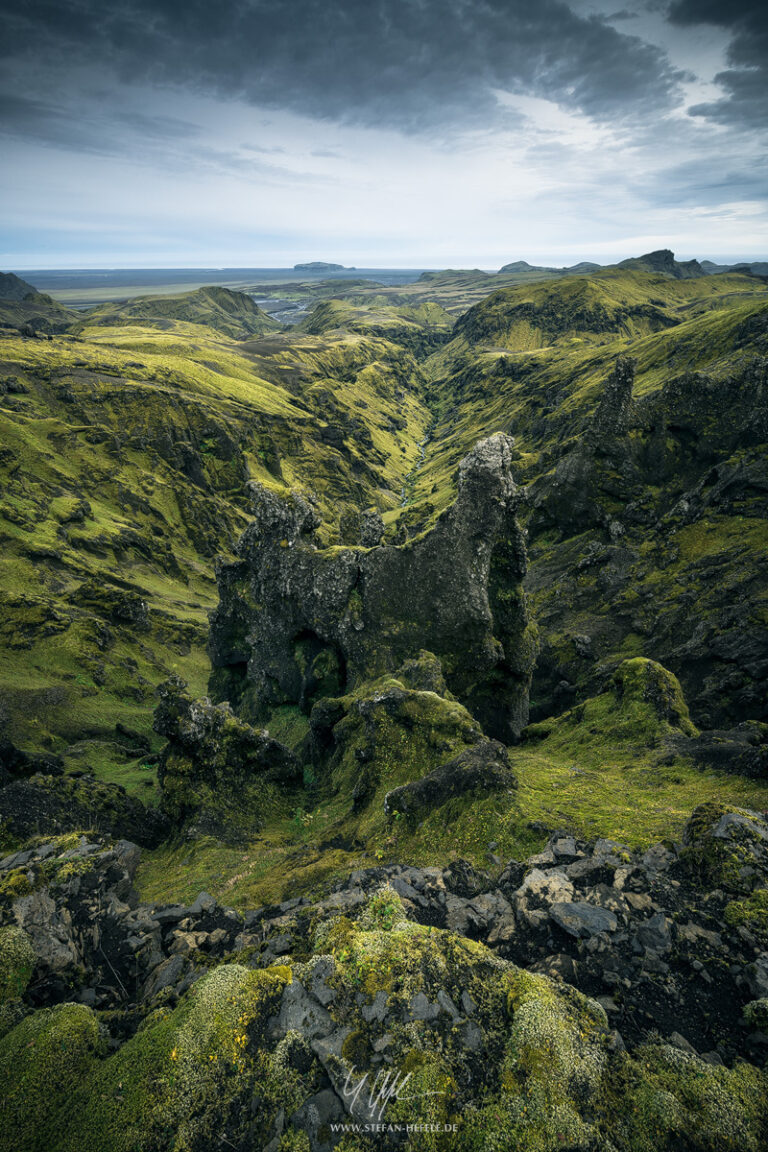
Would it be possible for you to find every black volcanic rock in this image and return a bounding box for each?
[209,433,538,742]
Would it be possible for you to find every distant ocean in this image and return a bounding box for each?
[17,268,429,291]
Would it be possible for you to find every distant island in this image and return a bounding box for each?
[293,261,355,272]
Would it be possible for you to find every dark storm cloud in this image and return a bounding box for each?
[0,91,199,155]
[0,92,119,154]
[668,0,768,128]
[0,0,685,137]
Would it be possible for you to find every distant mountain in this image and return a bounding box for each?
[701,259,768,277]
[293,261,354,272]
[617,249,704,279]
[0,272,42,301]
[78,285,282,340]
[499,259,601,274]
[0,270,78,333]
[417,269,489,282]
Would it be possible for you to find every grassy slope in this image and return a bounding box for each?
[3,270,768,906]
[74,286,282,340]
[0,304,432,794]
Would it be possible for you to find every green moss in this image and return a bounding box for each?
[744,999,768,1032]
[0,925,36,1039]
[681,802,766,890]
[0,1003,103,1151]
[725,889,768,935]
[357,886,410,932]
[608,1043,768,1152]
[0,868,34,899]
[612,658,698,737]
[0,962,293,1152]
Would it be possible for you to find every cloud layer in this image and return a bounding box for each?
[1,0,687,132]
[0,0,765,266]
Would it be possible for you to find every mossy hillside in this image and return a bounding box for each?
[135,664,768,910]
[299,297,454,355]
[417,297,768,526]
[409,297,768,725]
[392,664,768,872]
[0,316,433,764]
[525,505,768,727]
[70,286,282,341]
[0,293,80,335]
[330,266,606,316]
[4,270,764,769]
[430,269,768,367]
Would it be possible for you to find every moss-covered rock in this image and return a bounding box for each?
[0,1002,104,1150]
[744,998,768,1032]
[0,924,35,1037]
[612,658,698,737]
[681,802,768,892]
[525,657,698,752]
[0,962,291,1152]
[210,433,537,742]
[2,884,768,1152]
[306,665,515,834]
[0,773,168,847]
[154,676,299,839]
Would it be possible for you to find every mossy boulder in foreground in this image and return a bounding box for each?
[1,889,766,1152]
[682,800,768,892]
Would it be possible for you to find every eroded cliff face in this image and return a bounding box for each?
[526,355,768,727]
[209,432,538,743]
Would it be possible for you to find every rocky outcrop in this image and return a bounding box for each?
[153,676,299,839]
[618,249,705,279]
[527,357,768,728]
[0,738,63,787]
[305,654,514,822]
[2,804,768,1151]
[210,433,537,742]
[0,772,168,847]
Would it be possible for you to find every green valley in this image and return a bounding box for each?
[2,254,768,1152]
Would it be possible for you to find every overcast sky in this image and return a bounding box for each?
[1,0,766,268]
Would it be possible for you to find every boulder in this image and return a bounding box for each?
[384,739,515,817]
[549,901,619,938]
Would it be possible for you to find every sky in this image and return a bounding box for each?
[1,0,766,269]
